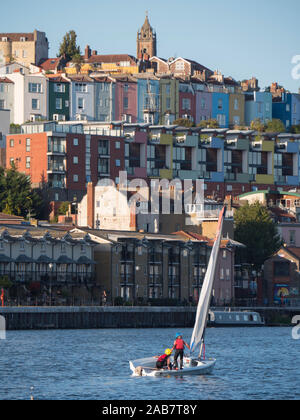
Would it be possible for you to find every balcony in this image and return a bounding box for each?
[47,164,65,174]
[47,146,66,155]
[0,271,96,285]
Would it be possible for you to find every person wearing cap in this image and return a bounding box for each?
[155,349,173,370]
[172,333,190,370]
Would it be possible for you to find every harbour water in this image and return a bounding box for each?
[0,327,299,400]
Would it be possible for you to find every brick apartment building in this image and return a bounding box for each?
[6,121,125,203]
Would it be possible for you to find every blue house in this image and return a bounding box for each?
[272,93,293,129]
[244,91,272,126]
[212,93,229,128]
[137,78,160,124]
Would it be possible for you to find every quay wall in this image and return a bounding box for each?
[0,307,299,330]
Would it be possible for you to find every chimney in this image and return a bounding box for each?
[84,45,91,60]
[87,182,95,229]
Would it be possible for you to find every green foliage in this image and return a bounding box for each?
[250,118,265,132]
[0,276,13,288]
[197,119,219,129]
[0,164,43,219]
[72,53,84,74]
[265,119,286,133]
[58,202,70,216]
[234,202,282,269]
[289,124,300,134]
[173,118,194,128]
[9,123,21,134]
[58,30,81,61]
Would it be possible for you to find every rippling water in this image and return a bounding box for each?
[0,327,299,400]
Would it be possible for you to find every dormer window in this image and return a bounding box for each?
[20,37,26,42]
[2,37,8,42]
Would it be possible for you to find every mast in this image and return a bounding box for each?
[190,207,225,358]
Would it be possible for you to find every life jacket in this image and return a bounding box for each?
[157,354,168,363]
[174,338,184,350]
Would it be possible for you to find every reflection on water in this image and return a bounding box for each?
[0,327,299,400]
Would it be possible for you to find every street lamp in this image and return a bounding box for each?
[48,263,53,306]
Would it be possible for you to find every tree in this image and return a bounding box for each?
[58,202,70,216]
[197,119,219,129]
[265,119,286,133]
[0,164,43,219]
[58,30,81,61]
[234,202,282,269]
[289,124,300,134]
[250,118,265,132]
[72,53,84,74]
[173,118,194,128]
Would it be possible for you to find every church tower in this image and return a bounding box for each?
[137,12,157,59]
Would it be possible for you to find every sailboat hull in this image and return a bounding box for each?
[129,357,216,377]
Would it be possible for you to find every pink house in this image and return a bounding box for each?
[114,76,137,123]
[278,223,300,247]
[179,90,196,123]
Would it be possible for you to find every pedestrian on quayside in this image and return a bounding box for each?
[172,333,190,370]
[155,349,173,370]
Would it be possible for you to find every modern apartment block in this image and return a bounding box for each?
[6,121,300,209]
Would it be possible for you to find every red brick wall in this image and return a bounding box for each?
[65,133,86,191]
[6,133,48,186]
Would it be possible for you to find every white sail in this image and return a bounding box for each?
[190,207,225,354]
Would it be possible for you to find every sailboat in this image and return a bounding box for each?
[129,207,225,377]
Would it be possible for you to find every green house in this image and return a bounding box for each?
[48,76,70,121]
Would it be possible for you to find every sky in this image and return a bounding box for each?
[1,0,300,92]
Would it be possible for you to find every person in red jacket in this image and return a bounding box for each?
[172,333,190,370]
[155,349,173,370]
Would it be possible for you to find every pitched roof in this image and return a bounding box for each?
[0,77,13,84]
[0,33,34,42]
[46,75,69,83]
[39,58,61,71]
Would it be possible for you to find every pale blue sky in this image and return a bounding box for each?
[2,0,300,92]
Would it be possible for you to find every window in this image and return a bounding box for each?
[32,98,40,110]
[227,185,233,192]
[0,99,5,109]
[73,174,79,182]
[75,83,87,92]
[29,83,42,93]
[56,98,62,110]
[10,139,14,147]
[54,84,65,93]
[289,230,296,245]
[182,98,191,110]
[123,97,128,109]
[274,262,289,277]
[220,268,224,280]
[233,116,240,126]
[234,98,239,110]
[73,138,78,146]
[73,156,78,164]
[26,138,30,152]
[115,141,120,149]
[78,97,84,109]
[123,84,129,93]
[286,104,290,112]
[65,100,69,108]
[115,159,121,167]
[26,156,30,168]
[165,85,171,95]
[218,99,223,110]
[175,61,184,71]
[166,97,171,109]
[22,50,27,58]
